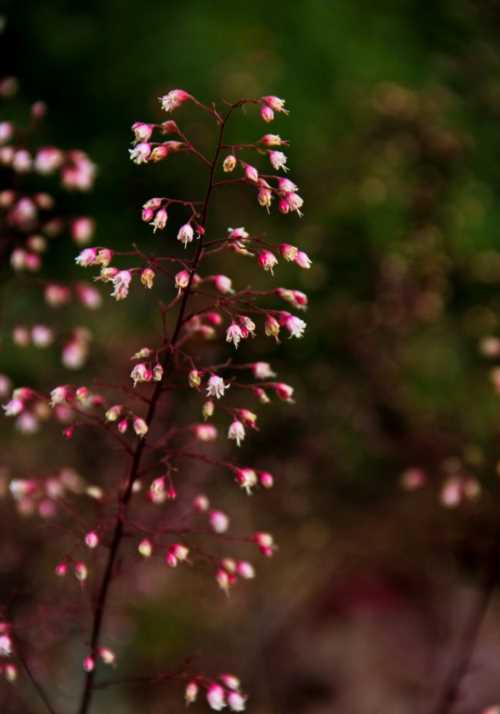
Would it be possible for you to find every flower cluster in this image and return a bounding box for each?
[2,87,309,714]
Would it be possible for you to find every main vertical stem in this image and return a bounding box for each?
[76,109,231,714]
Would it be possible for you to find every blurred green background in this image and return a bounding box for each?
[4,1,500,712]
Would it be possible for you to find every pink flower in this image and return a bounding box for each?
[295,250,311,269]
[260,105,275,122]
[269,151,288,172]
[194,423,218,442]
[138,539,153,557]
[259,471,274,489]
[85,531,99,549]
[128,142,151,164]
[226,323,244,349]
[209,509,229,533]
[227,226,249,240]
[177,223,194,248]
[243,164,259,183]
[185,681,199,705]
[272,382,294,402]
[150,207,168,232]
[175,269,190,290]
[280,243,299,262]
[83,656,95,673]
[158,89,191,112]
[133,417,148,438]
[261,133,285,146]
[131,122,153,143]
[258,249,278,274]
[111,270,132,301]
[207,684,226,711]
[213,275,234,294]
[252,362,276,379]
[235,467,257,494]
[130,362,152,387]
[75,247,98,267]
[227,691,247,711]
[71,217,95,245]
[261,95,288,114]
[281,313,307,338]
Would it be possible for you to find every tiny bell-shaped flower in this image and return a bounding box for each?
[264,314,281,340]
[235,467,257,494]
[261,95,289,114]
[131,121,153,143]
[272,382,295,402]
[258,249,278,274]
[85,531,99,549]
[227,691,247,711]
[260,104,274,123]
[269,150,288,172]
[291,250,310,270]
[252,362,276,379]
[207,683,226,711]
[206,375,230,400]
[175,269,191,290]
[177,223,194,248]
[129,142,151,164]
[138,538,153,557]
[185,681,199,705]
[213,274,234,294]
[209,509,229,533]
[223,154,237,172]
[140,268,155,288]
[105,404,122,422]
[83,656,95,673]
[158,89,191,113]
[133,417,148,438]
[226,323,244,349]
[150,207,168,233]
[74,561,88,582]
[99,647,116,666]
[244,163,259,183]
[188,369,202,388]
[228,420,246,447]
[202,399,215,420]
[111,270,132,301]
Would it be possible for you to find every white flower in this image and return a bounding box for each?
[227,691,247,711]
[0,634,12,657]
[226,324,244,349]
[228,420,245,447]
[227,227,249,240]
[177,223,194,248]
[158,89,191,112]
[252,362,276,379]
[2,398,23,416]
[269,151,288,172]
[50,386,69,407]
[207,684,226,711]
[128,142,151,164]
[130,363,151,387]
[285,315,306,338]
[75,248,98,267]
[111,271,132,301]
[206,375,229,400]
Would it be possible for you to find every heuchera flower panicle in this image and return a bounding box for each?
[2,87,309,713]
